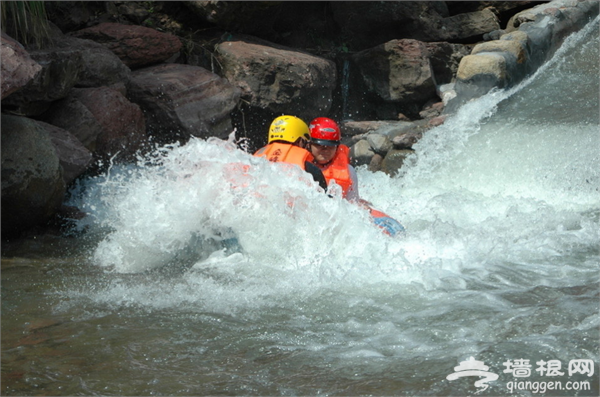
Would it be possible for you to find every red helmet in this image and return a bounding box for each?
[309,117,341,146]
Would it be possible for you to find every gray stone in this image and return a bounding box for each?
[349,139,375,167]
[352,39,436,104]
[1,115,66,237]
[366,134,393,155]
[381,149,414,176]
[40,121,93,186]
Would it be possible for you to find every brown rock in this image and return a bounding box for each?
[381,149,414,176]
[128,63,240,142]
[353,39,436,104]
[215,37,336,121]
[70,22,182,69]
[73,86,146,162]
[39,121,93,186]
[0,32,42,100]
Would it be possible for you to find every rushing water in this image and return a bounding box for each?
[2,19,599,397]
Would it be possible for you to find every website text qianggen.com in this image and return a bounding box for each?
[506,380,591,394]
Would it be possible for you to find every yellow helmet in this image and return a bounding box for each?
[268,115,310,144]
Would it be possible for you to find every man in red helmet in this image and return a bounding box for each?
[308,117,360,200]
[309,117,405,236]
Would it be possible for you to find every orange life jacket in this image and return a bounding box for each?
[254,142,313,170]
[316,144,353,197]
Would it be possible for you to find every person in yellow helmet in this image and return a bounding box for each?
[254,115,328,191]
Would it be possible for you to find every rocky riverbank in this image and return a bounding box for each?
[1,0,598,239]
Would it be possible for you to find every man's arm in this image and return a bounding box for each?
[305,161,328,191]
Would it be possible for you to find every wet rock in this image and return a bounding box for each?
[0,32,42,100]
[43,96,104,151]
[366,134,393,156]
[39,121,93,186]
[45,86,145,163]
[484,29,507,41]
[381,149,415,176]
[70,22,183,69]
[450,0,599,110]
[392,132,423,149]
[1,115,66,238]
[349,140,375,167]
[215,36,336,123]
[56,36,132,88]
[368,154,384,173]
[438,7,500,42]
[428,115,448,127]
[352,39,437,105]
[425,42,472,86]
[128,63,240,142]
[2,44,84,116]
[72,86,146,162]
[419,101,445,119]
[437,83,457,106]
[343,120,420,138]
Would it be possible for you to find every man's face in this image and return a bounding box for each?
[311,143,337,164]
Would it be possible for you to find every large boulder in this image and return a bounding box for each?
[0,32,42,100]
[352,39,437,116]
[332,2,498,47]
[127,63,241,142]
[437,7,500,42]
[425,42,472,85]
[56,35,132,88]
[215,36,336,122]
[70,22,183,69]
[1,115,66,238]
[381,149,414,176]
[1,28,131,115]
[41,121,93,186]
[449,0,599,110]
[45,85,146,163]
[1,43,84,116]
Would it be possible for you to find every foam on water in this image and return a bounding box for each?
[65,19,598,367]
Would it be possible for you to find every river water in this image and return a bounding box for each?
[2,18,598,397]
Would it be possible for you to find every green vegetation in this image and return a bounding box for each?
[1,1,52,48]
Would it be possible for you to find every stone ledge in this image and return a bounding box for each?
[448,0,599,111]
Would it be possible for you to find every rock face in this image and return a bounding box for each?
[2,42,84,116]
[70,22,183,69]
[0,33,42,100]
[57,36,132,88]
[353,39,436,105]
[215,36,336,125]
[449,0,599,110]
[127,63,241,142]
[45,85,146,164]
[1,115,66,238]
[42,121,93,186]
